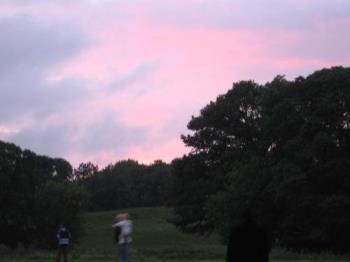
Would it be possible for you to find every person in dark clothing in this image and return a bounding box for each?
[226,216,270,262]
[56,224,71,262]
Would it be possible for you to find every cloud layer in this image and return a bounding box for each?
[0,0,349,167]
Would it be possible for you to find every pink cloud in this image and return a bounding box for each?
[125,138,189,165]
[47,14,349,166]
[2,0,349,167]
[66,136,188,167]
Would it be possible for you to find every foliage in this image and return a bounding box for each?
[0,141,88,249]
[73,162,99,184]
[33,181,89,248]
[171,154,215,233]
[81,159,172,211]
[172,67,350,252]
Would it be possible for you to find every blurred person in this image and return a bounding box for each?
[112,213,133,262]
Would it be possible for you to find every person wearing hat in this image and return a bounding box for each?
[112,213,133,262]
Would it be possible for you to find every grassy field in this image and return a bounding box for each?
[0,206,349,262]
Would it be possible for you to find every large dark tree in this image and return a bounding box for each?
[261,67,350,252]
[172,80,265,233]
[172,67,350,253]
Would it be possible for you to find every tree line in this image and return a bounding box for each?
[171,67,350,253]
[0,141,88,248]
[0,141,172,249]
[75,159,172,211]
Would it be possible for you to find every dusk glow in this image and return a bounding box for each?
[1,0,349,167]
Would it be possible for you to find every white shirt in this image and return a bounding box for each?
[112,219,132,244]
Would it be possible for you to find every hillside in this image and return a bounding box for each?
[77,206,225,261]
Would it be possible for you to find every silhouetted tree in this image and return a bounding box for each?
[73,162,98,183]
[0,141,88,248]
[172,66,350,253]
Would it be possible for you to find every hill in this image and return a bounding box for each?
[77,206,225,261]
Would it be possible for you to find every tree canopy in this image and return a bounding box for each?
[172,67,350,253]
[0,141,88,248]
[80,159,172,211]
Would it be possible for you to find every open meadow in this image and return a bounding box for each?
[0,207,349,262]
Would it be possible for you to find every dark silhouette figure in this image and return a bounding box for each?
[226,217,270,262]
[56,225,71,262]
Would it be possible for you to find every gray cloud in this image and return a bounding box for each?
[0,16,87,122]
[147,0,350,67]
[0,15,93,160]
[79,113,147,154]
[0,17,83,71]
[6,113,148,159]
[109,63,158,93]
[8,124,71,157]
[150,0,350,31]
[0,15,151,162]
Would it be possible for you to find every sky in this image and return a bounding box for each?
[0,0,349,168]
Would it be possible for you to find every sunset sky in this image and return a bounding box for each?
[0,0,349,168]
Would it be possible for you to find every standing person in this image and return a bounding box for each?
[226,214,270,262]
[56,224,71,262]
[112,213,133,262]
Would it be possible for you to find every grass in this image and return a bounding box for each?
[0,206,349,261]
[77,206,226,261]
